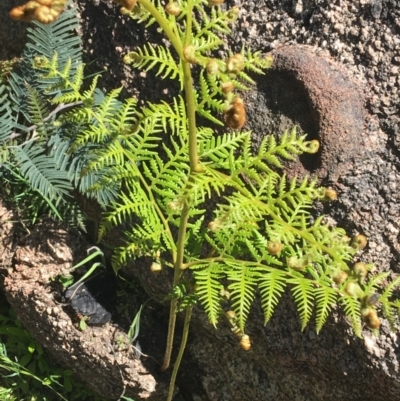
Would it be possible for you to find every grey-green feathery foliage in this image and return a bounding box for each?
[0,1,106,224]
[3,0,400,399]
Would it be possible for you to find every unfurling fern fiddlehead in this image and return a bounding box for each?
[8,1,400,401]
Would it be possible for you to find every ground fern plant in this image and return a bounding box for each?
[7,1,400,400]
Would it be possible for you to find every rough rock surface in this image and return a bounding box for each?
[1,0,400,401]
[2,217,167,401]
[252,44,367,182]
[0,0,28,60]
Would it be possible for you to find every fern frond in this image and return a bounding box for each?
[25,84,50,131]
[199,131,248,165]
[70,87,128,147]
[14,142,73,202]
[184,166,229,205]
[45,62,86,102]
[192,262,225,327]
[196,71,225,125]
[27,3,81,68]
[99,188,152,235]
[288,276,315,330]
[227,262,259,331]
[314,285,337,333]
[381,276,400,301]
[380,276,400,329]
[339,294,362,337]
[243,50,273,75]
[125,0,165,27]
[143,96,188,137]
[259,268,288,324]
[142,137,189,204]
[190,3,233,53]
[0,84,14,143]
[125,44,182,84]
[363,272,390,293]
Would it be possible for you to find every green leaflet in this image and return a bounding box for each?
[259,269,287,324]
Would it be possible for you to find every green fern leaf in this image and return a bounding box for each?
[380,276,400,329]
[288,276,315,330]
[199,131,248,165]
[314,285,337,333]
[227,262,259,331]
[363,272,390,293]
[192,263,225,327]
[339,294,362,337]
[125,44,182,84]
[259,269,287,324]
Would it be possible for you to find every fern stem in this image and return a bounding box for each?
[138,0,183,57]
[161,202,189,371]
[161,0,200,372]
[184,0,193,47]
[182,0,201,172]
[183,62,200,172]
[166,305,193,401]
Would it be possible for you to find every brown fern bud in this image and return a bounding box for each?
[239,334,251,351]
[221,81,234,94]
[167,198,184,212]
[225,6,239,22]
[165,2,181,16]
[37,0,53,6]
[230,327,241,338]
[226,310,236,321]
[51,0,67,12]
[340,235,351,244]
[287,256,307,271]
[344,281,363,298]
[9,6,27,20]
[113,0,137,11]
[208,219,222,232]
[361,308,381,330]
[332,270,348,285]
[209,0,225,5]
[225,97,246,129]
[351,234,368,250]
[323,187,338,201]
[25,1,40,11]
[219,287,231,299]
[32,56,49,68]
[306,139,320,154]
[183,45,197,64]
[353,262,368,283]
[34,5,59,24]
[267,241,283,255]
[226,54,244,74]
[206,59,219,75]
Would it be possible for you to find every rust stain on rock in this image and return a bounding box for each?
[271,45,367,182]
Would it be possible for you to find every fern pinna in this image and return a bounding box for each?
[7,1,400,400]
